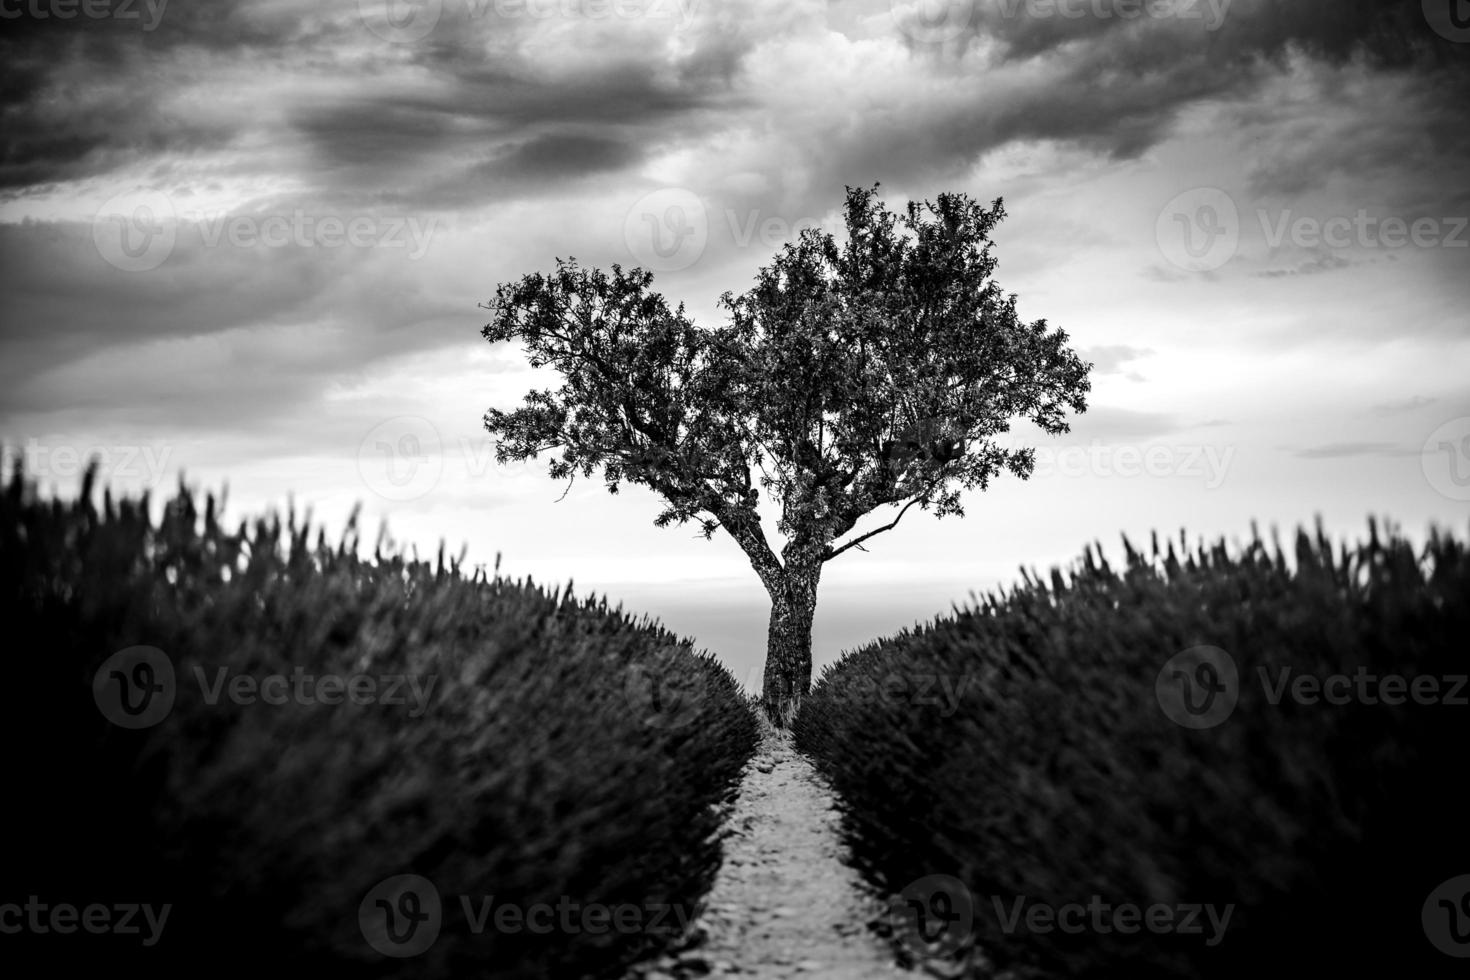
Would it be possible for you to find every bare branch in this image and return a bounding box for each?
[823,496,925,562]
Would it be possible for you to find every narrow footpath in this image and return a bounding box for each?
[628,719,917,979]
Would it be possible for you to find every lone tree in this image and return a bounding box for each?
[482,185,1091,724]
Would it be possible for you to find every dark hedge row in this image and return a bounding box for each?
[1,464,757,979]
[795,522,1470,979]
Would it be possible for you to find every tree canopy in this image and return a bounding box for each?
[482,185,1091,592]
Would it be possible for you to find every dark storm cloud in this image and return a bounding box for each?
[966,0,1446,69]
[0,209,472,419]
[0,0,748,198]
[0,0,336,188]
[876,0,1470,177]
[473,133,643,183]
[0,0,758,201]
[278,25,751,211]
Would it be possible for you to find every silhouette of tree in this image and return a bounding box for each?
[482,185,1092,724]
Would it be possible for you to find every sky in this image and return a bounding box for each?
[2,0,1468,690]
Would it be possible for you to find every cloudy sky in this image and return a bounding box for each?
[2,0,1468,687]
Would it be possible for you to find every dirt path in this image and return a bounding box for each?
[630,718,915,980]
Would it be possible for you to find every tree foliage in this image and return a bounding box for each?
[483,185,1092,585]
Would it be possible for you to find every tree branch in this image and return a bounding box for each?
[823,495,925,562]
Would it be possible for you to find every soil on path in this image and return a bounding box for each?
[629,718,917,980]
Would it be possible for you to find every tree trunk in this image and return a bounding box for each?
[761,564,821,726]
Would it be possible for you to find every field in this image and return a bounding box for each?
[795,523,1470,978]
[1,464,757,979]
[7,459,1468,978]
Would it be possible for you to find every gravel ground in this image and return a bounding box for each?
[626,716,918,980]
